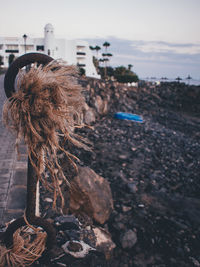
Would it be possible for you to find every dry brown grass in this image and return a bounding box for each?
[3,60,89,209]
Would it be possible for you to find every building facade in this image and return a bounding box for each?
[0,24,99,78]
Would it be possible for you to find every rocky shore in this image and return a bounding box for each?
[32,79,200,266]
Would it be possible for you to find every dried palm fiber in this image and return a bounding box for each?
[3,60,90,209]
[0,222,47,267]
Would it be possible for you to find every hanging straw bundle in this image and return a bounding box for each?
[3,60,89,209]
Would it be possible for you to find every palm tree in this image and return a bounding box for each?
[94,45,101,57]
[175,76,182,83]
[128,64,133,71]
[103,42,110,52]
[186,75,192,85]
[99,58,105,67]
[103,58,109,78]
[89,46,94,50]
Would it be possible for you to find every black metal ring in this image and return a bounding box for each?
[3,216,56,250]
[4,52,53,98]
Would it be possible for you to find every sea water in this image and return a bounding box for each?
[143,77,200,86]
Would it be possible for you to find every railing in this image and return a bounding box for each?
[77,52,86,56]
[2,53,56,252]
[5,49,19,53]
[77,63,86,67]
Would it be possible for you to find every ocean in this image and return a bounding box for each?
[143,77,200,86]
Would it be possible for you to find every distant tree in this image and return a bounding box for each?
[114,66,127,76]
[94,45,101,57]
[128,64,133,71]
[92,56,100,73]
[99,58,105,66]
[102,42,112,78]
[186,75,192,84]
[9,54,15,66]
[98,66,114,79]
[103,41,110,52]
[106,53,113,57]
[175,76,182,83]
[89,46,95,51]
[78,67,86,76]
[102,54,109,77]
[114,65,139,83]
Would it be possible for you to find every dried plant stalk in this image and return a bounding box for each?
[3,60,89,209]
[0,226,47,267]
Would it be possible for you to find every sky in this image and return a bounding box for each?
[0,0,200,79]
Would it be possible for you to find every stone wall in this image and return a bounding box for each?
[80,78,139,124]
[79,78,200,125]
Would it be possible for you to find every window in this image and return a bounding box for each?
[26,45,34,51]
[5,50,19,53]
[36,45,44,51]
[77,63,86,67]
[77,52,86,56]
[6,44,18,50]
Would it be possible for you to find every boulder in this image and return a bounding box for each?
[94,95,108,115]
[84,108,96,124]
[120,229,137,249]
[93,227,116,260]
[94,95,104,114]
[69,167,113,224]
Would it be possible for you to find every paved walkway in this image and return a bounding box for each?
[0,74,27,225]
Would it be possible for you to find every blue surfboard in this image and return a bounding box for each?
[114,112,143,123]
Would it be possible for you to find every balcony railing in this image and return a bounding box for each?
[5,50,19,53]
[77,63,86,67]
[77,52,86,56]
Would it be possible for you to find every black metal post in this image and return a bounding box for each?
[23,34,27,54]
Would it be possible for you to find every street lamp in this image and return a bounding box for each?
[23,34,27,54]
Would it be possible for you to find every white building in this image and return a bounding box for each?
[0,23,99,78]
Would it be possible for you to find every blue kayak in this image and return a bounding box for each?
[114,112,143,123]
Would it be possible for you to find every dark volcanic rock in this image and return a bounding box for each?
[38,79,200,267]
[69,166,114,225]
[120,229,137,249]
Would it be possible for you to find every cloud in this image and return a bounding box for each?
[86,37,200,78]
[132,41,200,55]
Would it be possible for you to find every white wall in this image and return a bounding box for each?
[0,25,100,78]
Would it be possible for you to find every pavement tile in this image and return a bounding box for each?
[0,193,7,202]
[7,186,27,210]
[0,208,4,224]
[0,182,9,190]
[12,170,27,186]
[3,210,24,224]
[0,169,10,175]
[0,75,27,224]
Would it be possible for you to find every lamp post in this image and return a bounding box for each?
[23,34,27,54]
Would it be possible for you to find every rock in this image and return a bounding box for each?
[120,230,137,249]
[55,215,80,230]
[122,205,132,212]
[93,227,116,260]
[94,95,104,114]
[127,183,138,193]
[44,197,53,203]
[62,240,95,258]
[69,166,114,224]
[94,96,108,115]
[84,108,96,124]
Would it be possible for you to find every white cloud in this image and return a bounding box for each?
[133,42,200,55]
